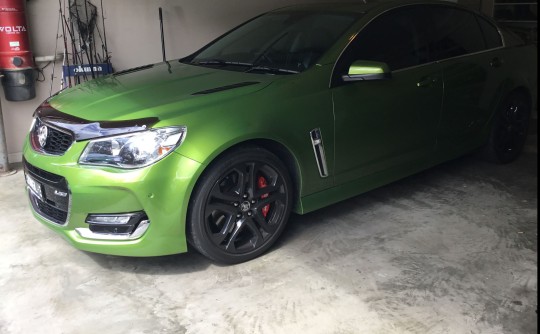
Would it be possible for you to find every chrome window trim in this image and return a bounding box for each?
[393,46,506,74]
[499,27,507,48]
[473,12,506,48]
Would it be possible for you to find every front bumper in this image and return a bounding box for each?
[23,139,203,257]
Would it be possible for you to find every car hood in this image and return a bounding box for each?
[48,61,274,122]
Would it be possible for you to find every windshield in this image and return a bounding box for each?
[183,11,359,75]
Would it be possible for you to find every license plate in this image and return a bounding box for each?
[26,174,43,200]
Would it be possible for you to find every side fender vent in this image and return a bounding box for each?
[310,128,329,178]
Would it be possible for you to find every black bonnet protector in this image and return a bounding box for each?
[35,102,159,141]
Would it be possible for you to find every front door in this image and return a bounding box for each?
[331,6,443,185]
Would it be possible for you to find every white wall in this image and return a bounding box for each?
[1,0,349,163]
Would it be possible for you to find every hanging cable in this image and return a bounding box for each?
[50,1,62,96]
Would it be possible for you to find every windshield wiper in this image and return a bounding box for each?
[245,66,299,75]
[251,32,289,67]
[192,59,299,75]
[192,59,253,67]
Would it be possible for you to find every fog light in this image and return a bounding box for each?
[76,212,150,240]
[86,215,133,225]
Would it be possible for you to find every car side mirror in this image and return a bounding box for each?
[341,60,391,82]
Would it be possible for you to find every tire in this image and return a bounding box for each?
[187,146,293,264]
[484,91,531,164]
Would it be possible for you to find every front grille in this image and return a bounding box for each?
[45,127,73,154]
[23,158,64,182]
[32,118,74,155]
[36,199,68,223]
[24,160,70,226]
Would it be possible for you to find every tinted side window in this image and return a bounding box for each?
[337,7,430,73]
[427,7,486,60]
[476,16,503,49]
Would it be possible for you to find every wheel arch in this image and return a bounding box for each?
[481,85,533,164]
[188,138,304,217]
[485,84,534,131]
[247,139,302,212]
[184,138,302,262]
[510,86,534,109]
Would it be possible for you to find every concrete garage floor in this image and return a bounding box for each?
[0,137,536,333]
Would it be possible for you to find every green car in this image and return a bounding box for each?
[23,1,537,263]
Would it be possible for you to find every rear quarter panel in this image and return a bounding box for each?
[484,43,537,130]
[502,43,538,108]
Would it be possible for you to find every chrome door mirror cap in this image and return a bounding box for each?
[342,60,392,82]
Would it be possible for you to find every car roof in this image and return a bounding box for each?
[270,0,467,15]
[271,2,379,14]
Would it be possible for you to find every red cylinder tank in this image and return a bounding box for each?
[0,0,36,101]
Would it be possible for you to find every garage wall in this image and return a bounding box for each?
[1,0,464,163]
[0,0,347,163]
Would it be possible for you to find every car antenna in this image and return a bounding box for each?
[159,7,167,62]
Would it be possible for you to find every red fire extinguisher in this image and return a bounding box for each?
[0,0,35,101]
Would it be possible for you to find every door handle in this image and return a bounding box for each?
[490,57,503,68]
[417,76,438,88]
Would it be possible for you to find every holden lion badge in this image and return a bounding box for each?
[37,125,48,148]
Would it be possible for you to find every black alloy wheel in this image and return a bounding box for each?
[485,91,531,164]
[188,147,292,264]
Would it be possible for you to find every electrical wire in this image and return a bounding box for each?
[36,61,53,82]
[50,2,63,96]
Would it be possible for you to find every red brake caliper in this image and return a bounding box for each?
[257,176,270,218]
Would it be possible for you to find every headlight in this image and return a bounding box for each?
[79,126,187,169]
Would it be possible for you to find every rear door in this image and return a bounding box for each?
[425,7,507,154]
